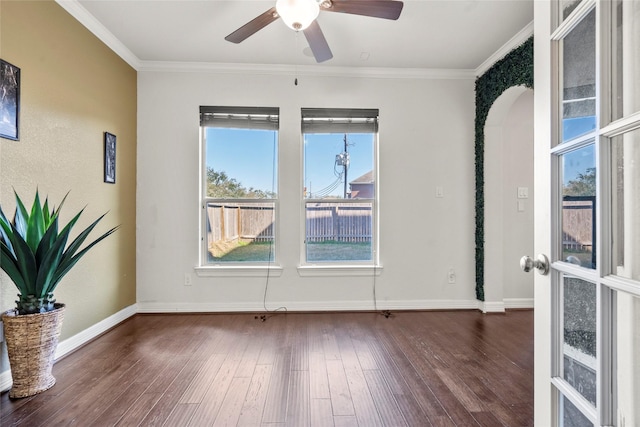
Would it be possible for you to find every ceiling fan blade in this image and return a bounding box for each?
[303,20,333,63]
[225,7,279,43]
[320,0,403,20]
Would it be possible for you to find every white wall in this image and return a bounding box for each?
[484,87,534,310]
[136,69,481,311]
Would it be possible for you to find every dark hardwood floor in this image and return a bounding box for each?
[1,310,533,426]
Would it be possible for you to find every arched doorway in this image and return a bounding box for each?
[482,86,534,312]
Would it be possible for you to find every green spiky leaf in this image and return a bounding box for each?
[0,190,118,314]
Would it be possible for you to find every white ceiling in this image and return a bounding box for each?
[68,0,533,72]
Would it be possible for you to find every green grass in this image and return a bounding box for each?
[306,241,372,262]
[208,240,372,262]
[208,241,274,262]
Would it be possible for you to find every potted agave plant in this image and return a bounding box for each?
[0,190,118,398]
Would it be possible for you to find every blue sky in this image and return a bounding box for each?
[304,133,373,198]
[562,116,596,185]
[207,119,592,193]
[206,128,373,197]
[563,144,594,187]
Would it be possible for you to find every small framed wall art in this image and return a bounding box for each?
[0,59,20,140]
[104,132,116,183]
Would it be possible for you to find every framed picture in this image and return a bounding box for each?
[0,59,20,140]
[104,132,116,183]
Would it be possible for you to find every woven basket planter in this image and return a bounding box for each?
[1,304,65,399]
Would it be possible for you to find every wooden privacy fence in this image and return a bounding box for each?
[562,195,596,268]
[562,196,595,251]
[305,203,372,242]
[206,202,373,244]
[207,203,275,243]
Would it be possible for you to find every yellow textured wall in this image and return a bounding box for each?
[0,1,136,341]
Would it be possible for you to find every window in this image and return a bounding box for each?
[200,106,278,265]
[301,108,378,264]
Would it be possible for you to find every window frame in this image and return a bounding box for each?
[298,108,382,276]
[197,106,283,277]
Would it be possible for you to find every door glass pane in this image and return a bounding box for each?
[612,0,640,121]
[563,276,597,406]
[562,9,596,143]
[560,394,593,426]
[616,292,640,427]
[560,0,584,21]
[561,145,596,268]
[611,128,640,280]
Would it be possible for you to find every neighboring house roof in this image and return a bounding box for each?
[350,170,374,185]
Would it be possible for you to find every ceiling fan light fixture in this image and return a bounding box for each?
[275,0,320,31]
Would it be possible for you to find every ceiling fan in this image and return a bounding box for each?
[225,0,404,63]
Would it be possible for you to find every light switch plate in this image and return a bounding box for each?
[517,187,529,199]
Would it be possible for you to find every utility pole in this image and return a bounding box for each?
[343,134,348,199]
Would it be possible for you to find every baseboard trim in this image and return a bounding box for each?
[55,304,138,360]
[136,299,482,313]
[504,298,534,309]
[479,298,534,313]
[480,301,506,313]
[0,370,11,394]
[1,303,137,393]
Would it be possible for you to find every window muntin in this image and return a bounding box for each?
[200,106,278,264]
[302,108,378,264]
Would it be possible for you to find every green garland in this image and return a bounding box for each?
[475,37,533,301]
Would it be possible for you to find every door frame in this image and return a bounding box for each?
[474,37,534,304]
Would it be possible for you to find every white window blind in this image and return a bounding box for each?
[301,108,378,133]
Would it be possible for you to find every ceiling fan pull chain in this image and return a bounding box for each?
[295,31,300,85]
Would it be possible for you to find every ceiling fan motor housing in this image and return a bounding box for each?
[276,0,320,31]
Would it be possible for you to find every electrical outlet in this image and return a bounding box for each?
[447,269,456,284]
[184,273,192,286]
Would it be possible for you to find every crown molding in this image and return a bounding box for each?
[56,0,142,70]
[475,20,534,77]
[138,60,475,80]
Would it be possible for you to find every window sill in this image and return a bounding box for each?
[195,265,283,277]
[297,264,383,277]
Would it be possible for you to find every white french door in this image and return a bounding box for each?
[536,0,640,425]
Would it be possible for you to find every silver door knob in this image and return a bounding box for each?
[520,254,550,275]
